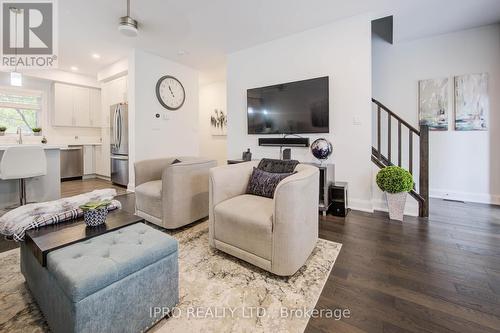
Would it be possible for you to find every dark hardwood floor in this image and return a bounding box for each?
[306,200,500,333]
[2,179,500,333]
[61,178,129,197]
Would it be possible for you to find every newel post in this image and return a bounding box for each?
[419,125,429,217]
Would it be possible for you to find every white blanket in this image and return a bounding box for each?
[0,189,118,237]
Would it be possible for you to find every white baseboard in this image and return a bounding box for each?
[430,189,500,205]
[348,198,373,213]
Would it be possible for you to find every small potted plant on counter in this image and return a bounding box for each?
[80,200,112,227]
[376,166,414,221]
[32,127,42,136]
[0,126,6,136]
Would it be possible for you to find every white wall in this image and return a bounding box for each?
[199,80,227,166]
[128,49,200,189]
[226,14,374,211]
[0,72,101,145]
[372,24,500,205]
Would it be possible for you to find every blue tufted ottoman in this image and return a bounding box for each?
[20,223,179,333]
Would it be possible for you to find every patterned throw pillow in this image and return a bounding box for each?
[257,158,299,173]
[246,167,295,198]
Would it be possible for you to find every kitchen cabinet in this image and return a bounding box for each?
[83,145,95,175]
[73,86,90,127]
[90,89,102,127]
[53,84,73,126]
[53,83,101,128]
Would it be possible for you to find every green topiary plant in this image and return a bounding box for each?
[0,126,6,132]
[376,166,414,193]
[32,127,42,132]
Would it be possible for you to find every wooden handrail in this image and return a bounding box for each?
[372,98,420,135]
[371,98,429,218]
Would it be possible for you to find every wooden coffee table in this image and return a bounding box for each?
[25,209,144,266]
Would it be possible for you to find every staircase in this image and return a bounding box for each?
[371,98,429,217]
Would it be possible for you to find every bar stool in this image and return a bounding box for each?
[0,146,47,206]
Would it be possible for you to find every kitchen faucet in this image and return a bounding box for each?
[16,126,23,144]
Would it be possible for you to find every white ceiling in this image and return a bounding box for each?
[58,0,500,77]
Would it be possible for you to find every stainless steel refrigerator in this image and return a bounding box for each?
[110,104,129,186]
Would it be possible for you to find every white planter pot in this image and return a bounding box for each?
[386,192,407,221]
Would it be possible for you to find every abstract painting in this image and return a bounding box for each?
[454,73,489,131]
[210,109,227,135]
[418,78,449,131]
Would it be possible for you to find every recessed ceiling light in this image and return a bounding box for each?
[70,66,78,71]
[92,53,101,59]
[177,50,187,56]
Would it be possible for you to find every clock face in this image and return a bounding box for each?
[156,75,185,110]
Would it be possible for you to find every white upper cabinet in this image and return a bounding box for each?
[73,86,91,127]
[53,83,102,128]
[107,76,128,106]
[89,89,102,127]
[53,83,73,126]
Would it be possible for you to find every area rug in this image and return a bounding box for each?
[0,221,341,333]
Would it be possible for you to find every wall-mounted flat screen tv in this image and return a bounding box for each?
[247,76,329,134]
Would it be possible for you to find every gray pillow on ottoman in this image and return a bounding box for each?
[246,167,294,198]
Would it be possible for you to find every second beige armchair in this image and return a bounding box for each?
[209,161,319,276]
[134,157,217,229]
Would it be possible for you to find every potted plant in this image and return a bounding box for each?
[32,127,42,136]
[79,200,112,227]
[376,166,414,221]
[0,126,6,136]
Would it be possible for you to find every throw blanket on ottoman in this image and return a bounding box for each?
[0,189,121,241]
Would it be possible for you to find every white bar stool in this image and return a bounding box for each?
[0,146,47,206]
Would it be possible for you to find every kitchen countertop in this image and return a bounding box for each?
[0,144,67,150]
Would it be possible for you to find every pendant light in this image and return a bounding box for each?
[119,0,138,37]
[10,7,22,86]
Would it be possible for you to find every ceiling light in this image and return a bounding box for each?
[177,50,188,56]
[92,53,101,59]
[10,71,22,87]
[119,0,138,37]
[70,66,78,71]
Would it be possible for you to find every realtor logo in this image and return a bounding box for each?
[1,0,58,69]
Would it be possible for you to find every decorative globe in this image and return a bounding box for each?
[311,138,333,161]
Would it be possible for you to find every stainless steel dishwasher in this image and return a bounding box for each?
[60,145,83,180]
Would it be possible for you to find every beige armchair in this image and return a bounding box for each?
[134,157,217,229]
[209,161,319,276]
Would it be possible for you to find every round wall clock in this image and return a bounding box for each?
[156,75,185,110]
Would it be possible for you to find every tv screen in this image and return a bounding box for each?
[247,76,329,134]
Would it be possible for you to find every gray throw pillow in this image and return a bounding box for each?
[257,158,299,173]
[246,167,295,198]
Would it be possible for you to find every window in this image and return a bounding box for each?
[0,89,41,134]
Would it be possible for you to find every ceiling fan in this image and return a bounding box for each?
[119,0,138,37]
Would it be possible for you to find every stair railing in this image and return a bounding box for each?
[372,98,429,217]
